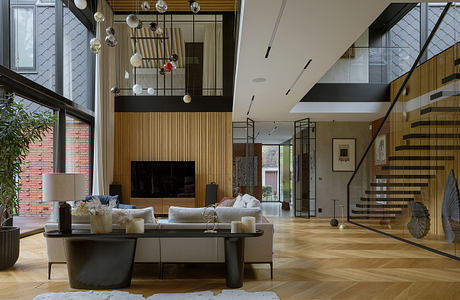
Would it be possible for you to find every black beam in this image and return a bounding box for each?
[64,0,96,34]
[223,13,235,97]
[0,65,94,122]
[115,96,233,112]
[0,0,10,68]
[55,0,63,95]
[301,83,390,102]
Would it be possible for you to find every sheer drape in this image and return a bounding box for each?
[93,0,115,194]
[202,23,223,96]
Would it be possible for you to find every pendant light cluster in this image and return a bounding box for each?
[76,0,201,102]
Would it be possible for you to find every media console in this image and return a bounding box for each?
[130,197,195,214]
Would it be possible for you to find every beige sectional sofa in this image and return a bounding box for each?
[44,206,274,280]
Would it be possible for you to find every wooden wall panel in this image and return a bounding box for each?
[386,43,460,241]
[113,112,233,208]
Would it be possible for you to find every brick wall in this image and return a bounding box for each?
[18,123,90,217]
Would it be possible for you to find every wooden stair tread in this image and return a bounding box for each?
[441,73,460,84]
[376,174,435,179]
[381,165,444,170]
[395,145,460,151]
[429,91,460,101]
[370,182,428,187]
[352,210,402,215]
[360,197,414,202]
[356,204,408,208]
[403,133,460,139]
[421,107,460,114]
[349,216,396,219]
[411,120,460,128]
[388,156,454,161]
[365,190,421,195]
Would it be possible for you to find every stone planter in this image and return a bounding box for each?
[90,214,112,234]
[0,226,20,270]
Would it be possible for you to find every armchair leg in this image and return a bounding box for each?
[270,262,273,280]
[48,262,52,280]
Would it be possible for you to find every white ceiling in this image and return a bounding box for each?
[233,0,396,122]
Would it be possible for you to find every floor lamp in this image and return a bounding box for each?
[42,173,85,234]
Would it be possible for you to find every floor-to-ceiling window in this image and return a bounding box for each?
[0,0,95,231]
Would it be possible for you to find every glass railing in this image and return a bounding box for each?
[348,3,460,259]
[319,47,416,84]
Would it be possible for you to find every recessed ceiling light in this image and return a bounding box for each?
[252,77,266,83]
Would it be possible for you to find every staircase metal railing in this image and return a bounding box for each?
[347,2,460,260]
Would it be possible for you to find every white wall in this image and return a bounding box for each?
[315,121,372,217]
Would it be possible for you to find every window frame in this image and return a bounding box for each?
[9,1,37,73]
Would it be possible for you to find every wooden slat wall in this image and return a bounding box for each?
[113,112,233,207]
[388,43,460,239]
[107,0,238,12]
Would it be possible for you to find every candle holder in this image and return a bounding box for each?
[339,205,347,230]
[202,205,218,233]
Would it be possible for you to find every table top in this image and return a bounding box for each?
[44,229,264,239]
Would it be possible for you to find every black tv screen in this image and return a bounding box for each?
[131,161,195,198]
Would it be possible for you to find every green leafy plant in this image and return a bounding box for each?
[0,94,56,229]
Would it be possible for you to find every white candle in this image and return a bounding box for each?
[241,216,256,233]
[126,218,144,234]
[231,221,243,233]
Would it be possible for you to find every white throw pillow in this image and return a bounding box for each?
[232,195,246,208]
[246,197,261,208]
[112,207,155,224]
[216,207,262,223]
[241,194,252,204]
[168,206,209,223]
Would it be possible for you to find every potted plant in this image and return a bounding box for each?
[0,94,55,270]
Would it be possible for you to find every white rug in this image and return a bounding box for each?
[33,290,280,300]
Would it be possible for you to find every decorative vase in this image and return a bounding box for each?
[0,227,20,270]
[90,214,112,234]
[126,218,144,234]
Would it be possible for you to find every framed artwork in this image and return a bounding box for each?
[332,138,356,172]
[375,134,386,165]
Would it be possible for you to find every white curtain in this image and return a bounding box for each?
[93,0,115,194]
[203,23,223,96]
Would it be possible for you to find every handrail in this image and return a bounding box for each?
[346,2,453,221]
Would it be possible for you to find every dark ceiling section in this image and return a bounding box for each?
[300,83,390,103]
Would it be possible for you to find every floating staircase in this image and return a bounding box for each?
[350,52,459,221]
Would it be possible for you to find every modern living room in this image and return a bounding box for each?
[1,0,460,299]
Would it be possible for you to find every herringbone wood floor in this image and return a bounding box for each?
[2,217,460,299]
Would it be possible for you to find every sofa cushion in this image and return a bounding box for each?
[75,195,119,208]
[232,195,246,208]
[168,206,208,223]
[216,207,262,223]
[246,197,261,208]
[218,197,236,207]
[112,207,156,224]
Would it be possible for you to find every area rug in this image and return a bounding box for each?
[33,290,280,300]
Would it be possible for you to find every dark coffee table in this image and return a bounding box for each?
[44,229,263,289]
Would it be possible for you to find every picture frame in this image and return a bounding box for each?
[332,138,356,172]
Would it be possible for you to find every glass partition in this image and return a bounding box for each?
[348,3,460,258]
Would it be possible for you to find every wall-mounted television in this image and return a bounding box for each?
[131,161,195,198]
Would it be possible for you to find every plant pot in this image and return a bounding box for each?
[281,201,290,211]
[0,226,20,270]
[90,214,112,234]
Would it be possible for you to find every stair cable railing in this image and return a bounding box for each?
[347,2,460,260]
